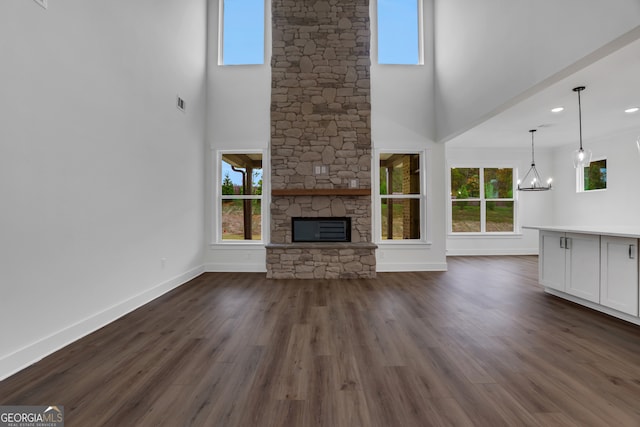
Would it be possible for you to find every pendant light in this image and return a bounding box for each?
[518,129,552,191]
[572,86,592,168]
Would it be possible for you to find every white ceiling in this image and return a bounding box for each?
[446,37,640,149]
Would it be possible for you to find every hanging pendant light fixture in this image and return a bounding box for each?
[572,86,592,168]
[518,129,552,191]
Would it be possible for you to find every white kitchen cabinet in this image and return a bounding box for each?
[565,233,601,303]
[539,230,567,292]
[539,230,600,302]
[600,236,639,316]
[528,226,640,325]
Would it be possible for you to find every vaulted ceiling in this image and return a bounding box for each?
[447,36,640,149]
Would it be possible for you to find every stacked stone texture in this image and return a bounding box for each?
[267,246,376,279]
[267,0,375,279]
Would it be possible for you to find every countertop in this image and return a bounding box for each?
[523,225,640,239]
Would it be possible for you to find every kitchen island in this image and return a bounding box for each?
[525,225,640,325]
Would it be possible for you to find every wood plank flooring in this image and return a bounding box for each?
[2,256,640,426]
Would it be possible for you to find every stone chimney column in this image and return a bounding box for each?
[267,0,375,279]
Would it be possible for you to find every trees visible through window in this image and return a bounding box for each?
[450,167,515,233]
[220,0,264,65]
[578,159,607,192]
[379,153,422,240]
[220,153,263,240]
[377,0,421,64]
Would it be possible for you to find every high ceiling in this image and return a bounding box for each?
[446,36,640,149]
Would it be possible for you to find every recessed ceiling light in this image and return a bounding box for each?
[625,107,639,113]
[551,107,564,113]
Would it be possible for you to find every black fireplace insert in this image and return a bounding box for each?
[292,217,351,242]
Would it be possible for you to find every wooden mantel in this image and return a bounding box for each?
[271,188,371,196]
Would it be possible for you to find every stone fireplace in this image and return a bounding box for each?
[266,0,376,279]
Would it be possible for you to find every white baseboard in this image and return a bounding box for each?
[377,262,448,272]
[446,249,539,256]
[0,265,204,382]
[206,262,445,273]
[204,262,266,272]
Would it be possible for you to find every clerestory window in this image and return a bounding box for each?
[219,0,265,65]
[377,0,423,65]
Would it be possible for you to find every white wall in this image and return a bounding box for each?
[551,129,640,227]
[204,0,271,271]
[371,0,435,143]
[372,0,446,271]
[434,0,640,142]
[445,147,554,255]
[205,0,272,146]
[0,0,207,380]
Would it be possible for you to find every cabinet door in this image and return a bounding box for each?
[565,233,600,303]
[539,231,566,291]
[600,236,639,316]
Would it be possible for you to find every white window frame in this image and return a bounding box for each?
[218,0,266,66]
[374,149,430,244]
[375,0,424,65]
[576,157,607,193]
[214,149,269,244]
[448,166,519,236]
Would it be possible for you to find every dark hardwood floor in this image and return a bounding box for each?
[2,256,640,426]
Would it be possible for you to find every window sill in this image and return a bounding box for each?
[448,233,523,239]
[217,63,267,68]
[577,189,607,193]
[209,242,265,248]
[375,63,425,67]
[376,240,433,246]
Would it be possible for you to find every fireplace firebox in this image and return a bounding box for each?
[292,217,351,243]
